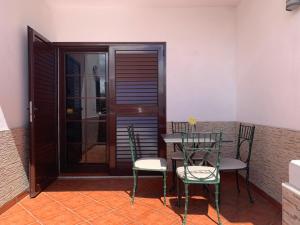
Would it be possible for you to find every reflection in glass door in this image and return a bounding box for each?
[63,52,108,172]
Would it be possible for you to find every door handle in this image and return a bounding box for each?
[29,101,38,123]
[29,101,33,123]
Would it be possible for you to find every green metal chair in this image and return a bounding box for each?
[176,132,223,225]
[208,123,255,203]
[170,122,203,190]
[127,125,167,205]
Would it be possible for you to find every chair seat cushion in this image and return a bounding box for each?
[134,157,167,171]
[176,166,219,182]
[170,151,204,160]
[208,157,247,170]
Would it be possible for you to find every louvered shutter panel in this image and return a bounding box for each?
[115,52,158,105]
[109,46,166,168]
[116,117,158,161]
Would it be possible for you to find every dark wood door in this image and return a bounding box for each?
[28,27,58,197]
[108,44,166,171]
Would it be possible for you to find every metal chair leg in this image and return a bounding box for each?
[177,177,182,207]
[218,180,221,206]
[246,168,254,203]
[215,184,222,225]
[136,170,139,191]
[132,170,137,204]
[182,184,189,225]
[171,159,177,191]
[235,170,240,193]
[163,171,167,206]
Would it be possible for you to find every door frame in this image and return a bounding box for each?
[55,42,166,174]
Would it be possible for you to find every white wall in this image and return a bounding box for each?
[0,0,55,131]
[4,0,300,131]
[237,0,300,130]
[52,6,237,122]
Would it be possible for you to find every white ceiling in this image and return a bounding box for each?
[45,0,242,8]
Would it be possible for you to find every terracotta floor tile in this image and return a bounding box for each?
[45,191,82,202]
[1,175,281,225]
[73,201,112,220]
[30,201,68,220]
[89,211,133,225]
[135,197,166,208]
[59,194,96,210]
[0,204,24,218]
[0,209,36,225]
[84,191,119,202]
[98,195,130,209]
[39,210,83,225]
[75,222,91,225]
[138,210,181,225]
[117,202,153,221]
[20,193,54,211]
[115,190,132,198]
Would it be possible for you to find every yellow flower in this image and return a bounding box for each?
[188,116,197,126]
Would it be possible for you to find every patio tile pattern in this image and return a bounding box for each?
[0,174,281,225]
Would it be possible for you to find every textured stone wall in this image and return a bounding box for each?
[0,128,29,207]
[282,183,300,225]
[249,125,300,203]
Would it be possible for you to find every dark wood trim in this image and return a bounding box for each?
[58,47,65,173]
[238,174,281,209]
[54,42,166,47]
[28,26,35,197]
[56,46,109,53]
[108,45,116,168]
[158,44,167,158]
[0,190,28,214]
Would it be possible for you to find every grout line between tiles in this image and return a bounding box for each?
[78,191,139,224]
[18,202,43,225]
[43,192,93,225]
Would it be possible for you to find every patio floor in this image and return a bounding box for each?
[0,174,281,225]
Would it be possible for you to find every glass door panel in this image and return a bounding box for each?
[66,76,84,98]
[63,52,108,170]
[86,76,106,97]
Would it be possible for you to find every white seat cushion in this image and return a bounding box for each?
[176,166,219,181]
[134,157,167,171]
[171,151,204,160]
[208,157,247,170]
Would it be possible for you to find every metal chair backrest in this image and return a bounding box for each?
[236,124,255,164]
[181,132,223,183]
[128,125,138,163]
[171,122,195,133]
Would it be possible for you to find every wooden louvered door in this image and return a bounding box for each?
[109,44,166,172]
[28,27,58,197]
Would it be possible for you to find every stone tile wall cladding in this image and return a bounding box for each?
[0,128,29,207]
[250,125,300,203]
[0,122,299,207]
